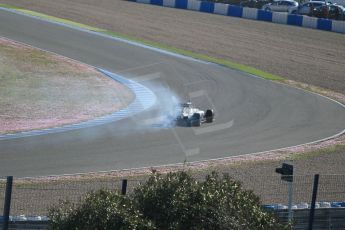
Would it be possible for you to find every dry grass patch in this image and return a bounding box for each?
[0,38,134,134]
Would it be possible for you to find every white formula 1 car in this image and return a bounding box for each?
[175,102,214,127]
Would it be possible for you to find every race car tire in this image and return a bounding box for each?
[192,119,201,127]
[191,113,202,127]
[205,109,214,123]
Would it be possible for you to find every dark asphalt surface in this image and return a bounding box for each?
[1,9,345,177]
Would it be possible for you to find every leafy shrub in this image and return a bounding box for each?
[133,171,289,230]
[48,190,154,230]
[49,171,289,230]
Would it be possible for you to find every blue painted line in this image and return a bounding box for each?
[151,0,163,6]
[175,0,188,9]
[287,14,303,26]
[200,1,215,13]
[228,5,243,17]
[257,10,272,22]
[129,0,344,34]
[317,18,332,31]
[0,69,157,141]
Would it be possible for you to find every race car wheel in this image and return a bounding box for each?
[192,118,201,127]
[191,113,201,127]
[205,109,214,123]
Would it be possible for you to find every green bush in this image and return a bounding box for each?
[133,171,288,230]
[49,171,290,230]
[48,190,154,230]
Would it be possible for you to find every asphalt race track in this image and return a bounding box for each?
[1,9,345,177]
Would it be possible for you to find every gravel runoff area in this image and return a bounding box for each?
[0,37,134,134]
[1,0,344,93]
[0,0,345,206]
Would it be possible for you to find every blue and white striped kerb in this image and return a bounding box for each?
[133,0,345,33]
[0,69,157,141]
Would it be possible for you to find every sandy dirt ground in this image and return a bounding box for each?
[0,37,134,134]
[0,0,344,93]
[0,0,345,207]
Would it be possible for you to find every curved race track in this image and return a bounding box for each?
[0,9,345,177]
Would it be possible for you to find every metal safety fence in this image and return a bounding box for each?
[1,174,345,229]
[0,177,146,216]
[239,174,345,204]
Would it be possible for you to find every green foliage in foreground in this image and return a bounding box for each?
[49,172,290,230]
[48,191,154,230]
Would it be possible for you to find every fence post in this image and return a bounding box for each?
[287,180,294,221]
[308,174,319,230]
[121,179,128,195]
[2,176,13,230]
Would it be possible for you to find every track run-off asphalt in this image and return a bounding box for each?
[0,8,345,177]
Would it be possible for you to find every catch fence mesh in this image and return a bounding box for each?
[8,177,146,216]
[2,174,345,222]
[0,177,6,216]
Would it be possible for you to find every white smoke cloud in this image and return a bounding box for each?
[134,81,182,130]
